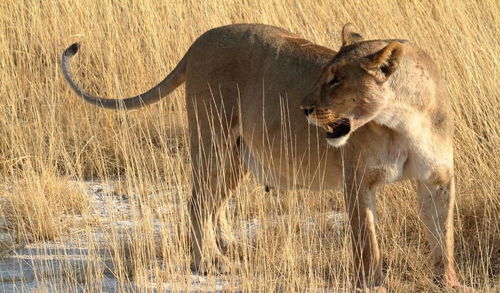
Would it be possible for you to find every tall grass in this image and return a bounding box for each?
[0,0,498,291]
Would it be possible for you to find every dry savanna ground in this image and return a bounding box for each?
[0,0,499,292]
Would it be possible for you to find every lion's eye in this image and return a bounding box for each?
[327,76,342,88]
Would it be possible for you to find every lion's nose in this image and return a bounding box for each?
[302,106,315,116]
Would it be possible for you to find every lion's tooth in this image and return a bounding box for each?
[325,125,333,133]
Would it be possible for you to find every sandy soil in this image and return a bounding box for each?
[0,181,344,292]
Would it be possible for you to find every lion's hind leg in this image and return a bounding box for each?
[187,92,247,274]
[189,137,246,273]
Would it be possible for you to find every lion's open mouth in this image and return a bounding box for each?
[325,118,351,139]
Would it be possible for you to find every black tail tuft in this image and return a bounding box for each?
[64,43,80,58]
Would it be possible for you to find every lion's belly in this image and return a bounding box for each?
[237,88,344,190]
[238,131,343,191]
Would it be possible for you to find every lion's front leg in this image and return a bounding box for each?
[344,172,383,289]
[416,172,460,288]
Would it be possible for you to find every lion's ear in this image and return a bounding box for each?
[341,23,363,46]
[360,42,404,83]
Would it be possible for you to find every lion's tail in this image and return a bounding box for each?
[60,43,187,110]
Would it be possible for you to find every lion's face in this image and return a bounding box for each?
[300,36,404,147]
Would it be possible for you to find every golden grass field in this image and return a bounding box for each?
[0,0,498,291]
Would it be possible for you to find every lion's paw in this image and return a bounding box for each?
[355,286,387,293]
[451,285,475,293]
[192,255,240,275]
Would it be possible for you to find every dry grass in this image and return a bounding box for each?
[1,173,89,243]
[0,0,498,291]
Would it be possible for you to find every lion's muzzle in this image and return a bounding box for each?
[301,105,352,140]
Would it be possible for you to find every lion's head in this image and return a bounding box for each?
[300,24,405,147]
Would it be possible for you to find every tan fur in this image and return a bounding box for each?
[61,23,466,290]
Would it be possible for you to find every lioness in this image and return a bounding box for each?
[61,23,467,290]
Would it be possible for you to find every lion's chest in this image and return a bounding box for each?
[354,125,410,185]
[368,147,408,185]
